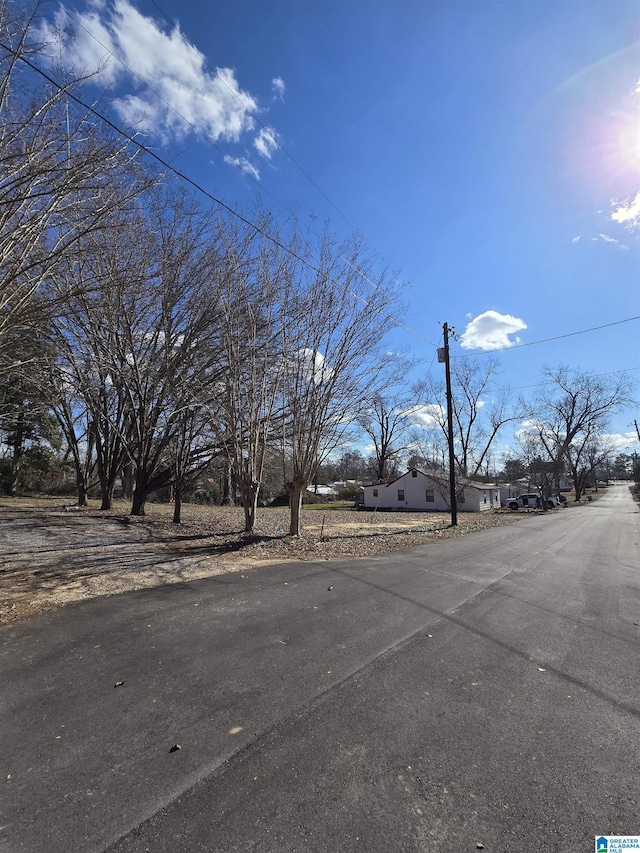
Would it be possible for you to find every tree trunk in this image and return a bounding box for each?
[100,487,113,511]
[70,451,90,507]
[77,482,88,507]
[172,485,182,524]
[286,481,305,537]
[131,470,149,516]
[97,468,114,509]
[131,489,146,516]
[94,435,120,510]
[573,471,587,501]
[240,482,260,533]
[221,463,233,506]
[9,416,24,494]
[122,462,134,500]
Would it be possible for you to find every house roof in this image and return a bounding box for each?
[305,485,338,496]
[362,468,501,492]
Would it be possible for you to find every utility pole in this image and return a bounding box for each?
[438,323,457,526]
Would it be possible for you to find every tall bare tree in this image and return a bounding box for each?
[109,193,223,516]
[280,230,402,536]
[527,366,634,501]
[0,1,146,371]
[414,355,518,487]
[213,215,289,532]
[357,378,420,481]
[43,189,223,515]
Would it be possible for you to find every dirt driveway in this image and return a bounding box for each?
[0,497,524,624]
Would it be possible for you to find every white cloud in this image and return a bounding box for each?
[287,348,335,384]
[223,155,260,181]
[272,76,285,99]
[513,419,536,442]
[37,0,260,144]
[572,236,581,243]
[253,126,279,159]
[587,233,630,249]
[601,431,638,452]
[611,191,640,229]
[404,403,444,429]
[460,310,527,351]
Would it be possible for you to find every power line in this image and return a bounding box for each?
[453,316,640,358]
[63,9,288,212]
[5,38,634,359]
[57,7,413,342]
[69,0,354,227]
[2,40,439,349]
[486,365,640,395]
[147,0,355,229]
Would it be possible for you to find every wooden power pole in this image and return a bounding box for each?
[438,323,458,526]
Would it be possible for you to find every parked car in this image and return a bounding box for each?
[506,492,561,510]
[551,493,567,504]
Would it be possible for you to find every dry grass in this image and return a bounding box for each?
[0,495,530,624]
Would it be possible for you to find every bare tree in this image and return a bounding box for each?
[111,194,223,516]
[414,355,518,487]
[356,374,420,481]
[279,230,402,536]
[213,215,288,532]
[43,189,223,515]
[168,407,218,524]
[48,369,97,507]
[527,366,635,501]
[0,2,146,370]
[515,430,557,509]
[42,202,148,509]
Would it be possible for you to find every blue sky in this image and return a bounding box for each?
[34,0,640,453]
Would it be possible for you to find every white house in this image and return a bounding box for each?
[305,484,338,499]
[362,468,501,512]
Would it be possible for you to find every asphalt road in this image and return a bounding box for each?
[1,485,638,853]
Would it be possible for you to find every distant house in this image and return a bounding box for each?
[305,484,338,499]
[329,480,359,492]
[362,468,500,512]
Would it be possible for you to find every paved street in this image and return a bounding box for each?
[1,485,638,853]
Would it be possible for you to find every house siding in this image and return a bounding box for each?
[362,469,500,512]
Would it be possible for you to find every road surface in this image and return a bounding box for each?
[1,485,638,852]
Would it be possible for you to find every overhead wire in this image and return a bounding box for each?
[5,31,637,360]
[485,365,640,395]
[1,40,440,349]
[62,8,288,211]
[56,5,424,347]
[453,316,640,358]
[146,0,356,229]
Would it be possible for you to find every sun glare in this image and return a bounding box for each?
[616,108,640,172]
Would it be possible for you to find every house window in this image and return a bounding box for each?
[373,488,378,497]
[398,489,405,501]
[457,490,465,504]
[411,470,417,478]
[425,489,434,503]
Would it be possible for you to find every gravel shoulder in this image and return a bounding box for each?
[0,496,529,623]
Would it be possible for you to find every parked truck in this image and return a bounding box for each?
[506,493,561,510]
